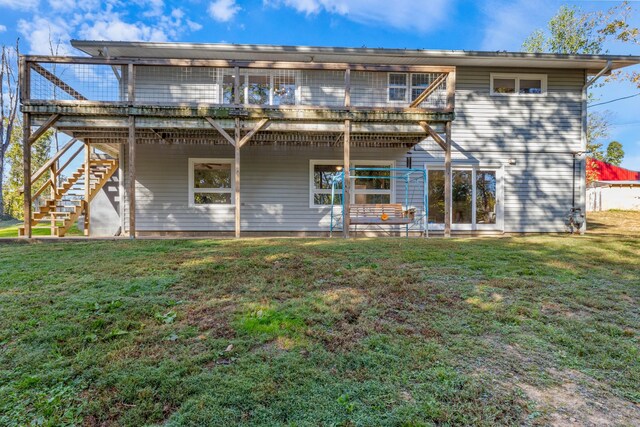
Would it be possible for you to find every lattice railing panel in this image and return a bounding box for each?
[30,62,125,102]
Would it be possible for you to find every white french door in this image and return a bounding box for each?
[425,164,504,232]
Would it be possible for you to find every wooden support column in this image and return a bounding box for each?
[128,115,136,238]
[22,113,32,238]
[344,68,351,107]
[343,119,351,238]
[444,121,452,238]
[234,66,241,105]
[84,142,91,236]
[234,118,241,238]
[50,162,57,235]
[446,68,456,112]
[127,63,135,103]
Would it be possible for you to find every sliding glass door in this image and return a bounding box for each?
[426,165,503,231]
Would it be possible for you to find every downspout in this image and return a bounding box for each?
[574,61,612,228]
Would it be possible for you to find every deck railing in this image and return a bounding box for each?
[20,56,455,112]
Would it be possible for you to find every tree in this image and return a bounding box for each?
[3,124,53,220]
[1,40,20,219]
[586,111,611,160]
[599,1,640,88]
[522,3,638,161]
[523,6,604,54]
[605,141,625,166]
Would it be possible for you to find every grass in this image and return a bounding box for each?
[0,212,639,426]
[0,221,82,238]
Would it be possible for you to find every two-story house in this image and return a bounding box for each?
[18,41,640,237]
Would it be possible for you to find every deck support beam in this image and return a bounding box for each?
[234,118,241,238]
[343,119,351,238]
[84,142,91,236]
[22,113,32,238]
[444,121,452,238]
[128,115,136,238]
[205,117,235,147]
[28,113,60,146]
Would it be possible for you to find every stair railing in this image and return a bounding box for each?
[29,139,83,202]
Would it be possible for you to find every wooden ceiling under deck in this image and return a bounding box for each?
[58,127,428,148]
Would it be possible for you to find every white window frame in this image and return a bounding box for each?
[490,73,547,96]
[221,70,301,106]
[188,158,235,207]
[425,163,504,231]
[409,73,432,103]
[309,160,396,208]
[387,73,408,103]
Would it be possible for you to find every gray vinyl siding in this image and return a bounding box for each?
[116,65,585,234]
[123,144,407,232]
[131,68,443,108]
[409,66,585,232]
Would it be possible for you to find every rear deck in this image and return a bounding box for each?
[19,53,457,238]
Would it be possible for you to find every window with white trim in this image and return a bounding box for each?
[388,73,408,102]
[310,160,394,206]
[427,165,501,229]
[189,158,234,206]
[490,73,547,95]
[222,70,299,106]
[388,73,438,103]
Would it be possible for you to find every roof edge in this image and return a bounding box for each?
[70,39,640,62]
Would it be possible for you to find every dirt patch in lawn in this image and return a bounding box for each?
[518,370,640,426]
[478,337,640,426]
[183,303,236,339]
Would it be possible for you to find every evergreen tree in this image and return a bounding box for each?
[605,141,625,166]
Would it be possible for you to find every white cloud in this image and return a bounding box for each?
[208,0,241,22]
[479,0,555,51]
[78,10,168,41]
[0,0,39,9]
[48,0,76,11]
[17,16,73,54]
[0,24,6,33]
[265,0,451,32]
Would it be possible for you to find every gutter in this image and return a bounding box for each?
[584,60,612,89]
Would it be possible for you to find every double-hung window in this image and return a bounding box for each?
[310,160,394,207]
[388,73,408,102]
[490,73,547,95]
[189,158,234,206]
[388,73,439,104]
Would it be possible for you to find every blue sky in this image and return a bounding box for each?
[1,0,639,169]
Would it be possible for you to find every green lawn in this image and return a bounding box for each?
[1,213,639,426]
[0,221,82,238]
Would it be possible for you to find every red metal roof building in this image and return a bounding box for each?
[587,158,640,182]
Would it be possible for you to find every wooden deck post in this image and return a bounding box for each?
[84,142,91,236]
[343,119,351,238]
[22,113,32,238]
[446,68,456,112]
[128,115,136,238]
[50,162,57,235]
[444,121,452,238]
[234,118,241,238]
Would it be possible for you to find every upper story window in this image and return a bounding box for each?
[490,73,547,96]
[388,73,439,103]
[388,73,408,102]
[222,70,299,106]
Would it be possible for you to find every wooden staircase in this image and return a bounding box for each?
[19,158,119,237]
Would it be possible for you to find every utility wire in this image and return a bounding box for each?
[590,92,640,107]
